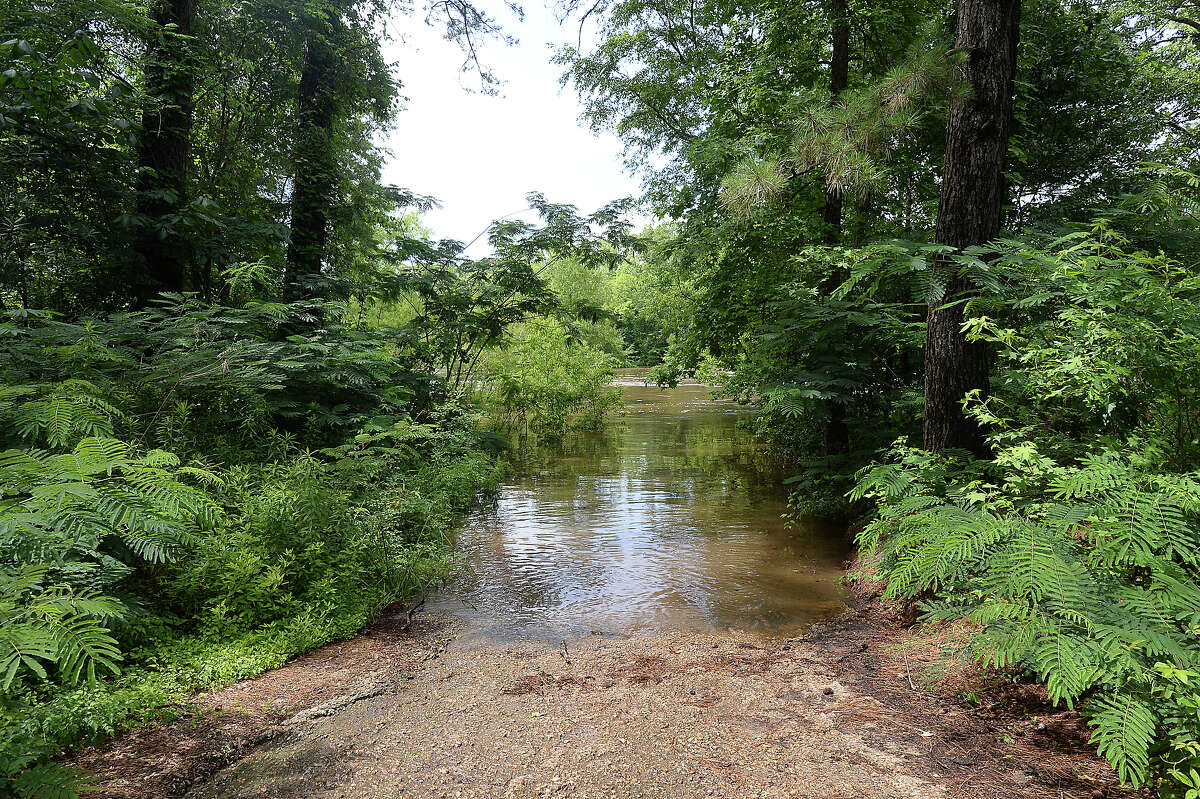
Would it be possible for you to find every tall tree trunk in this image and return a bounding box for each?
[285,21,339,300]
[922,0,1021,455]
[821,0,851,458]
[134,0,197,304]
[820,0,850,247]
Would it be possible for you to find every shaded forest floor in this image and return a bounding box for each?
[67,583,1134,799]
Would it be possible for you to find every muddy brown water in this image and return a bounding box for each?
[426,370,848,640]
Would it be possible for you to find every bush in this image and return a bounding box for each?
[853,437,1200,791]
[485,319,621,440]
[0,300,508,798]
[0,429,504,795]
[849,228,1200,794]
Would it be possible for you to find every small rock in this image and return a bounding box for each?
[822,687,834,696]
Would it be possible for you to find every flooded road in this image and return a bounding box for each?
[142,375,1111,799]
[427,371,847,640]
[166,375,1105,799]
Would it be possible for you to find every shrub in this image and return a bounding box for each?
[0,301,509,798]
[485,319,621,440]
[853,437,1200,792]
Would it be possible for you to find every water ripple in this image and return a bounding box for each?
[427,374,847,640]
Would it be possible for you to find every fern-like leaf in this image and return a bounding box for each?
[1087,693,1157,787]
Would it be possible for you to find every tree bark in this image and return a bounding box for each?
[922,0,1021,455]
[134,0,197,304]
[820,0,852,458]
[284,20,340,300]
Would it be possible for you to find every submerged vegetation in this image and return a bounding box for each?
[2,0,1200,795]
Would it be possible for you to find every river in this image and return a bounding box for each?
[426,370,848,640]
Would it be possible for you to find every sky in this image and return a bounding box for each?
[378,3,645,255]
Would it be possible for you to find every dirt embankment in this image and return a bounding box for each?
[67,580,1132,799]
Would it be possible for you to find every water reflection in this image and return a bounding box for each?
[426,371,848,640]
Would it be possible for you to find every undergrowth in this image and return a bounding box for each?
[848,227,1200,796]
[0,300,507,796]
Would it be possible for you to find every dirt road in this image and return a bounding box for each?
[70,602,1126,799]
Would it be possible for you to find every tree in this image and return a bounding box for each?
[284,9,341,298]
[281,0,511,300]
[922,0,1020,455]
[820,0,850,246]
[819,0,852,457]
[134,0,198,303]
[0,1,153,312]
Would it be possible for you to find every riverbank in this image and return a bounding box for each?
[66,582,1129,799]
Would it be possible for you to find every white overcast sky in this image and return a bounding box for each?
[378,3,645,254]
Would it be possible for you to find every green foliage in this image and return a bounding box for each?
[0,416,504,796]
[3,381,119,447]
[982,226,1200,469]
[387,193,639,396]
[841,216,1200,792]
[0,0,150,311]
[398,246,556,398]
[0,292,511,797]
[0,0,522,309]
[0,383,217,795]
[168,456,388,635]
[605,229,694,367]
[722,30,965,218]
[853,437,1200,789]
[0,567,124,691]
[485,319,622,440]
[9,762,96,799]
[1,438,219,573]
[0,297,433,457]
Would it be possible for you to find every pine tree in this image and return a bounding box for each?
[922,0,1021,455]
[821,0,852,458]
